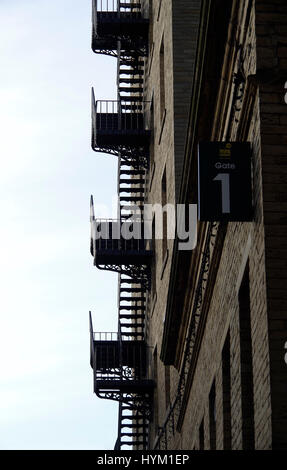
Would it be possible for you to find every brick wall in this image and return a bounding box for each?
[144,0,201,447]
[158,0,272,450]
[145,0,287,450]
[255,0,287,449]
[179,0,287,450]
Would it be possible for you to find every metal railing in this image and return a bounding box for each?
[96,99,145,131]
[93,331,120,341]
[93,331,144,342]
[90,199,150,254]
[92,90,150,136]
[94,0,142,13]
[95,0,118,12]
[89,311,95,366]
[91,329,147,381]
[91,218,149,252]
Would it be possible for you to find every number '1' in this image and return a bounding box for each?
[213,173,231,214]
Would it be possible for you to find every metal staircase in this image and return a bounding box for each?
[118,274,146,340]
[114,273,150,450]
[89,0,153,450]
[118,156,146,220]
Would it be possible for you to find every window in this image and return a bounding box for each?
[222,330,232,449]
[153,346,158,427]
[161,167,167,260]
[239,262,255,449]
[199,419,205,450]
[157,0,162,21]
[149,0,153,48]
[209,380,216,450]
[151,216,157,299]
[159,37,165,119]
[165,366,171,409]
[149,98,155,171]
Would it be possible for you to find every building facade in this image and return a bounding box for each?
[89,0,287,450]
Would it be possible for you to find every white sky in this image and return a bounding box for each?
[0,0,120,449]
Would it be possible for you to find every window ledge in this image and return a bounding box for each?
[151,292,157,317]
[161,249,169,280]
[158,109,166,146]
[148,42,154,77]
[149,161,156,192]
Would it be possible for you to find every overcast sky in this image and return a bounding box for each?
[0,0,120,450]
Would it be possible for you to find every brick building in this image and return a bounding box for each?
[89,0,287,450]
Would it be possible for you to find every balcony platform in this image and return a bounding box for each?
[91,219,152,267]
[93,338,147,372]
[91,96,150,154]
[92,1,149,54]
[95,379,154,394]
[95,12,149,38]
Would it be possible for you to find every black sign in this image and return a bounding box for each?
[198,142,253,221]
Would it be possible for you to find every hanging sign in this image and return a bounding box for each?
[198,142,253,221]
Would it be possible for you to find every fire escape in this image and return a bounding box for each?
[89,0,153,450]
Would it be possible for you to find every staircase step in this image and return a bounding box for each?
[119,441,147,447]
[121,432,147,438]
[121,410,149,417]
[119,69,144,76]
[119,3,141,9]
[120,202,144,207]
[120,296,146,302]
[120,196,144,202]
[119,87,143,94]
[119,178,145,184]
[120,288,146,293]
[121,416,150,421]
[121,331,144,337]
[120,169,145,176]
[120,213,142,220]
[119,305,144,311]
[119,187,145,193]
[119,178,144,185]
[121,415,147,419]
[120,96,143,103]
[121,424,148,429]
[119,57,144,64]
[119,66,144,74]
[120,323,144,329]
[120,60,144,67]
[120,278,144,284]
[121,418,148,423]
[120,105,143,111]
[120,205,144,212]
[119,314,145,320]
[120,281,145,286]
[119,78,144,84]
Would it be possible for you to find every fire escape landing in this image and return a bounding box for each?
[90,314,154,449]
[92,0,149,56]
[89,0,153,450]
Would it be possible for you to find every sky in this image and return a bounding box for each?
[0,0,120,450]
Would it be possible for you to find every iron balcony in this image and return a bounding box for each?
[92,0,149,54]
[90,218,152,267]
[89,316,154,398]
[91,93,150,161]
